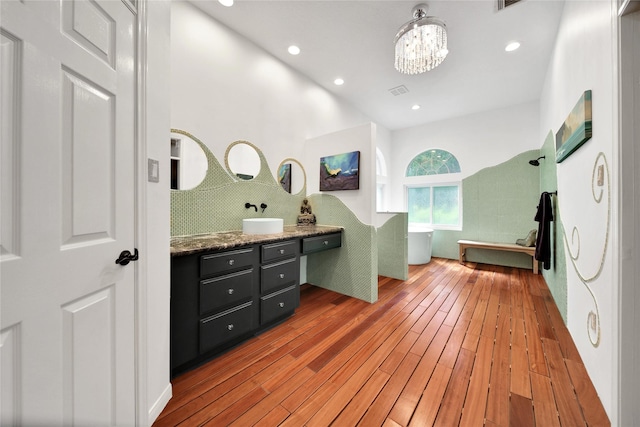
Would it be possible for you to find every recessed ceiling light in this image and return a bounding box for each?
[411,104,421,110]
[505,41,521,52]
[334,78,344,86]
[288,45,300,55]
[218,0,233,7]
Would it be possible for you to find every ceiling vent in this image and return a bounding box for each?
[389,85,409,96]
[497,0,522,11]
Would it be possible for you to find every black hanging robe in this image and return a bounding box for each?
[534,192,554,270]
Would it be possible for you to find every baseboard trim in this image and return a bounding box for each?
[148,383,172,425]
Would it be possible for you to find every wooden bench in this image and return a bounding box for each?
[457,239,538,274]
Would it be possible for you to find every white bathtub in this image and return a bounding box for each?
[408,227,434,265]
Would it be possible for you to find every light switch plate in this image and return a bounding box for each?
[148,158,159,183]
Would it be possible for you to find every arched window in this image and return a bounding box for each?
[406,149,460,176]
[405,149,462,229]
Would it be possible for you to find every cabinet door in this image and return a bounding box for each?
[301,232,342,254]
[260,286,298,325]
[201,247,255,277]
[262,240,298,263]
[260,258,298,294]
[170,254,200,372]
[200,302,255,353]
[200,269,254,315]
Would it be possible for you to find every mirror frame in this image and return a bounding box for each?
[224,140,262,181]
[277,157,307,196]
[170,128,212,190]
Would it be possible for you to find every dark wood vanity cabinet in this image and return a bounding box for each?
[170,246,260,375]
[260,240,300,324]
[170,230,341,376]
[170,240,300,376]
[198,247,260,354]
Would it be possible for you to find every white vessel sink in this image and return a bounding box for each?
[242,218,284,235]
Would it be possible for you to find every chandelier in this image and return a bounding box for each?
[394,3,449,75]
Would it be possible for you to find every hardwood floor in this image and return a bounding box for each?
[154,258,610,426]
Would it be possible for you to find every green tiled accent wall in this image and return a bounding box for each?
[433,150,541,270]
[377,213,409,280]
[170,136,381,304]
[170,132,305,236]
[307,194,378,303]
[171,181,305,235]
[540,131,567,322]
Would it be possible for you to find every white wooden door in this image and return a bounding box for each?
[1,0,137,425]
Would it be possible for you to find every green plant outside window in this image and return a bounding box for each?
[406,150,461,228]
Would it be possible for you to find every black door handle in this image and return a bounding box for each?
[115,248,139,266]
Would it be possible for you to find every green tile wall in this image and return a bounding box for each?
[377,213,409,280]
[432,150,541,270]
[306,193,378,303]
[539,131,567,322]
[170,134,305,235]
[170,133,383,304]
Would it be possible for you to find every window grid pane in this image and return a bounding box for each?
[408,187,431,224]
[433,186,459,225]
[406,149,461,177]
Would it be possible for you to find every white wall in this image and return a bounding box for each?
[170,1,371,180]
[618,9,640,425]
[145,0,172,424]
[539,0,618,422]
[376,124,393,214]
[304,123,376,224]
[388,101,541,211]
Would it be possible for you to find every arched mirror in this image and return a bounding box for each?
[277,158,306,195]
[170,130,209,190]
[225,141,261,180]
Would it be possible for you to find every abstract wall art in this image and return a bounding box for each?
[319,151,360,191]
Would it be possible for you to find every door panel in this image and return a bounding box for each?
[61,67,115,246]
[0,30,20,260]
[0,1,136,425]
[62,287,116,425]
[61,0,116,68]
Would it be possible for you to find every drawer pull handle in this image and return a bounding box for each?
[279,302,285,308]
[228,288,234,295]
[228,259,235,266]
[227,324,234,331]
[323,240,329,245]
[279,273,285,279]
[279,249,285,254]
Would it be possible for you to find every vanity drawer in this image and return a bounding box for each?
[201,247,255,277]
[260,285,298,325]
[260,258,298,294]
[301,232,342,255]
[200,301,254,353]
[261,240,298,263]
[200,269,254,315]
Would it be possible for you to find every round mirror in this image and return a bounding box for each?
[277,158,306,195]
[170,130,208,190]
[225,141,261,180]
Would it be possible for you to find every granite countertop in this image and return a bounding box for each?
[170,224,343,257]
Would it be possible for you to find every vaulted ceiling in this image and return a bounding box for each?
[190,0,565,130]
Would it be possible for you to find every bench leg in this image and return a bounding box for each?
[533,259,539,274]
[459,245,465,264]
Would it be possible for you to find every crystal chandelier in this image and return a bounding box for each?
[394,4,448,75]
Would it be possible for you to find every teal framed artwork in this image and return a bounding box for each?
[319,151,360,191]
[556,90,592,163]
[278,163,291,193]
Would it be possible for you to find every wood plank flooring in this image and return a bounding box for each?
[154,258,610,426]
